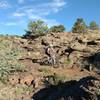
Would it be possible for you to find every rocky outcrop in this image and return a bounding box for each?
[25,30,100,70]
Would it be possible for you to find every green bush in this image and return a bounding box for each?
[89,21,99,30]
[50,25,65,33]
[72,18,87,33]
[24,20,49,38]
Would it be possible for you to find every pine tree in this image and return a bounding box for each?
[24,20,48,38]
[72,18,87,33]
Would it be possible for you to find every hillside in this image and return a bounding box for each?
[0,30,100,100]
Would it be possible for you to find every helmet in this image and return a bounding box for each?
[49,43,53,47]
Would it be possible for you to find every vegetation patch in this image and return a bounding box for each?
[43,73,66,86]
[0,38,26,84]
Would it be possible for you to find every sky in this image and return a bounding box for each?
[0,0,100,36]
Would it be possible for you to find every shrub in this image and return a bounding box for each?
[24,20,49,38]
[0,38,26,83]
[50,25,65,33]
[72,18,87,33]
[43,73,66,86]
[89,21,99,30]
